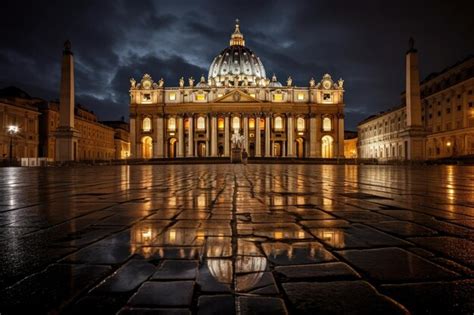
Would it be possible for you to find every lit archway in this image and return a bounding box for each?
[296,138,305,158]
[321,135,334,158]
[142,136,153,159]
[168,138,177,158]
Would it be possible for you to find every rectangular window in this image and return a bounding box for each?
[273,93,283,101]
[250,93,256,98]
[196,94,205,101]
[457,105,462,111]
[297,93,304,100]
[169,93,176,101]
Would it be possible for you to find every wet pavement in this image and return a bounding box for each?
[0,164,473,314]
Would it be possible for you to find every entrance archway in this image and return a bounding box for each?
[142,136,153,159]
[273,142,282,157]
[296,138,305,158]
[168,138,177,158]
[321,135,334,158]
[197,141,206,157]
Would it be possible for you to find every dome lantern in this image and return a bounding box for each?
[230,18,245,46]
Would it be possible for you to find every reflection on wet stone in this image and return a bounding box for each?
[1,164,474,314]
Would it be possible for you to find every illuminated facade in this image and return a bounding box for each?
[358,40,474,161]
[0,87,40,160]
[129,21,345,159]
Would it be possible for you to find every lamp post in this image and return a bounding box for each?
[7,125,19,165]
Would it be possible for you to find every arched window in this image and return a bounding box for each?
[232,116,240,130]
[274,116,283,130]
[297,117,305,131]
[259,118,265,130]
[142,117,151,131]
[323,117,332,131]
[197,116,206,130]
[168,117,176,131]
[218,117,225,130]
[249,118,255,129]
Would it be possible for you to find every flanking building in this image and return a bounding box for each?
[358,40,473,161]
[0,87,40,161]
[129,21,346,159]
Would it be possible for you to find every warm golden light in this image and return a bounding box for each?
[196,93,205,101]
[446,141,451,147]
[218,117,225,130]
[169,93,176,101]
[249,118,255,129]
[297,93,304,100]
[273,93,283,101]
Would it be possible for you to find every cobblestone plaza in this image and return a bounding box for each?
[0,164,473,314]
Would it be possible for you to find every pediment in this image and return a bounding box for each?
[214,89,261,103]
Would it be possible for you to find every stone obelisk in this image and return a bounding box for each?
[55,40,80,162]
[401,38,426,160]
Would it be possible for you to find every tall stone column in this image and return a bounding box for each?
[177,115,184,157]
[255,115,261,157]
[337,114,345,158]
[211,115,218,157]
[224,115,230,156]
[188,114,194,157]
[265,115,271,157]
[309,114,318,157]
[243,115,249,152]
[55,40,80,162]
[130,116,136,158]
[156,116,164,158]
[406,38,422,128]
[287,115,295,157]
[206,115,210,156]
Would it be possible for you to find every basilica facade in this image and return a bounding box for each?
[129,21,345,159]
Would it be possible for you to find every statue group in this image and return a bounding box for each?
[231,129,245,163]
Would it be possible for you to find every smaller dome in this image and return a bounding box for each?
[268,74,282,87]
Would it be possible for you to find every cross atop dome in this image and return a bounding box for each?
[230,18,245,46]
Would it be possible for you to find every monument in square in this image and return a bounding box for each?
[129,19,345,160]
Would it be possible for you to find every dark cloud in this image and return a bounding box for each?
[0,0,472,129]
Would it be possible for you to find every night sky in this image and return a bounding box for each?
[0,1,473,130]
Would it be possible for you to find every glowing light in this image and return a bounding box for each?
[446,141,451,147]
[274,231,283,239]
[169,93,176,101]
[8,125,19,134]
[297,93,304,100]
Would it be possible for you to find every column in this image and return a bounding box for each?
[177,115,184,157]
[287,115,295,157]
[243,115,249,152]
[130,116,136,158]
[265,115,271,157]
[188,114,194,157]
[309,114,317,157]
[224,115,230,156]
[206,115,210,157]
[156,116,164,158]
[337,114,345,158]
[211,115,218,157]
[255,115,261,157]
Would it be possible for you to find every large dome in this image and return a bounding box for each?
[208,20,266,87]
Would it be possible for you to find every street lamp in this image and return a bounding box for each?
[7,125,19,165]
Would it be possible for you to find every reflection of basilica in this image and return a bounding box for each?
[129,20,345,159]
[130,222,338,289]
